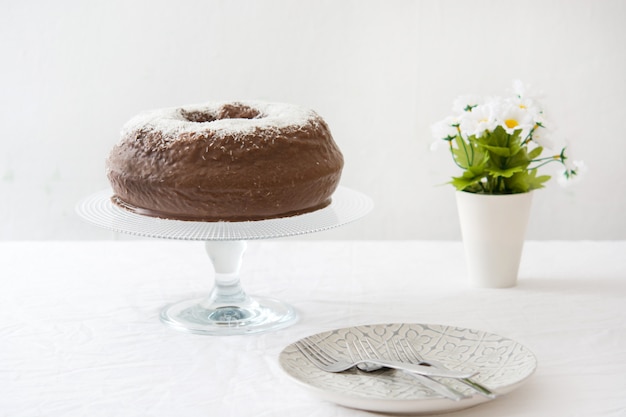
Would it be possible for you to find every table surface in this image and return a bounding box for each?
[1,240,625,417]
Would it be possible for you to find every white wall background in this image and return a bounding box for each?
[1,0,624,241]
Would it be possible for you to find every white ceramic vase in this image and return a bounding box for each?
[456,191,533,288]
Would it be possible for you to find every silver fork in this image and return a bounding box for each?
[393,339,497,399]
[295,336,476,378]
[354,339,467,401]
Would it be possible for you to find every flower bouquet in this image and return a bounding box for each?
[431,80,584,194]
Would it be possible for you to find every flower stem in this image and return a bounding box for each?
[529,157,563,171]
[448,141,466,169]
[458,131,474,167]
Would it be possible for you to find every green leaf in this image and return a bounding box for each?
[527,145,544,160]
[500,147,532,174]
[503,172,530,193]
[486,164,525,178]
[505,170,551,193]
[451,135,473,167]
[482,126,521,147]
[531,174,551,189]
[449,158,488,191]
[481,144,514,157]
[482,125,508,146]
[477,127,524,160]
[450,174,484,191]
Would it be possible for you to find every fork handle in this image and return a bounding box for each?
[422,358,497,398]
[457,378,497,399]
[366,359,477,379]
[404,372,467,401]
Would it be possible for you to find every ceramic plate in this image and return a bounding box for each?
[279,323,537,414]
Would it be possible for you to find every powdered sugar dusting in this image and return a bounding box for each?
[120,101,319,141]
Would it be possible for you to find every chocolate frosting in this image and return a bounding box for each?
[106,101,344,222]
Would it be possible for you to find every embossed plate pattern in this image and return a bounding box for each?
[279,323,537,414]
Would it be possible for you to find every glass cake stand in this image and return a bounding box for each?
[76,186,372,336]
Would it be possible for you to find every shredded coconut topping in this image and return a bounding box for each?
[120,101,318,141]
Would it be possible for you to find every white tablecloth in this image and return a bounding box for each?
[1,240,625,416]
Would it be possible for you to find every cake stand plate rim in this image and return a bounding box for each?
[75,185,373,241]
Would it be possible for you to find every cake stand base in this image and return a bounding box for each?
[160,296,297,336]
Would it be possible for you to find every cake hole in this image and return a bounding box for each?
[181,109,216,123]
[217,104,261,120]
[181,104,262,123]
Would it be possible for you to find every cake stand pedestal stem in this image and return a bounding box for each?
[205,240,249,303]
[201,241,253,321]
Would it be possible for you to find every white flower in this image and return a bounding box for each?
[557,160,587,186]
[511,97,544,126]
[452,95,484,114]
[458,102,498,138]
[431,116,458,141]
[531,124,555,149]
[496,100,536,136]
[509,79,545,125]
